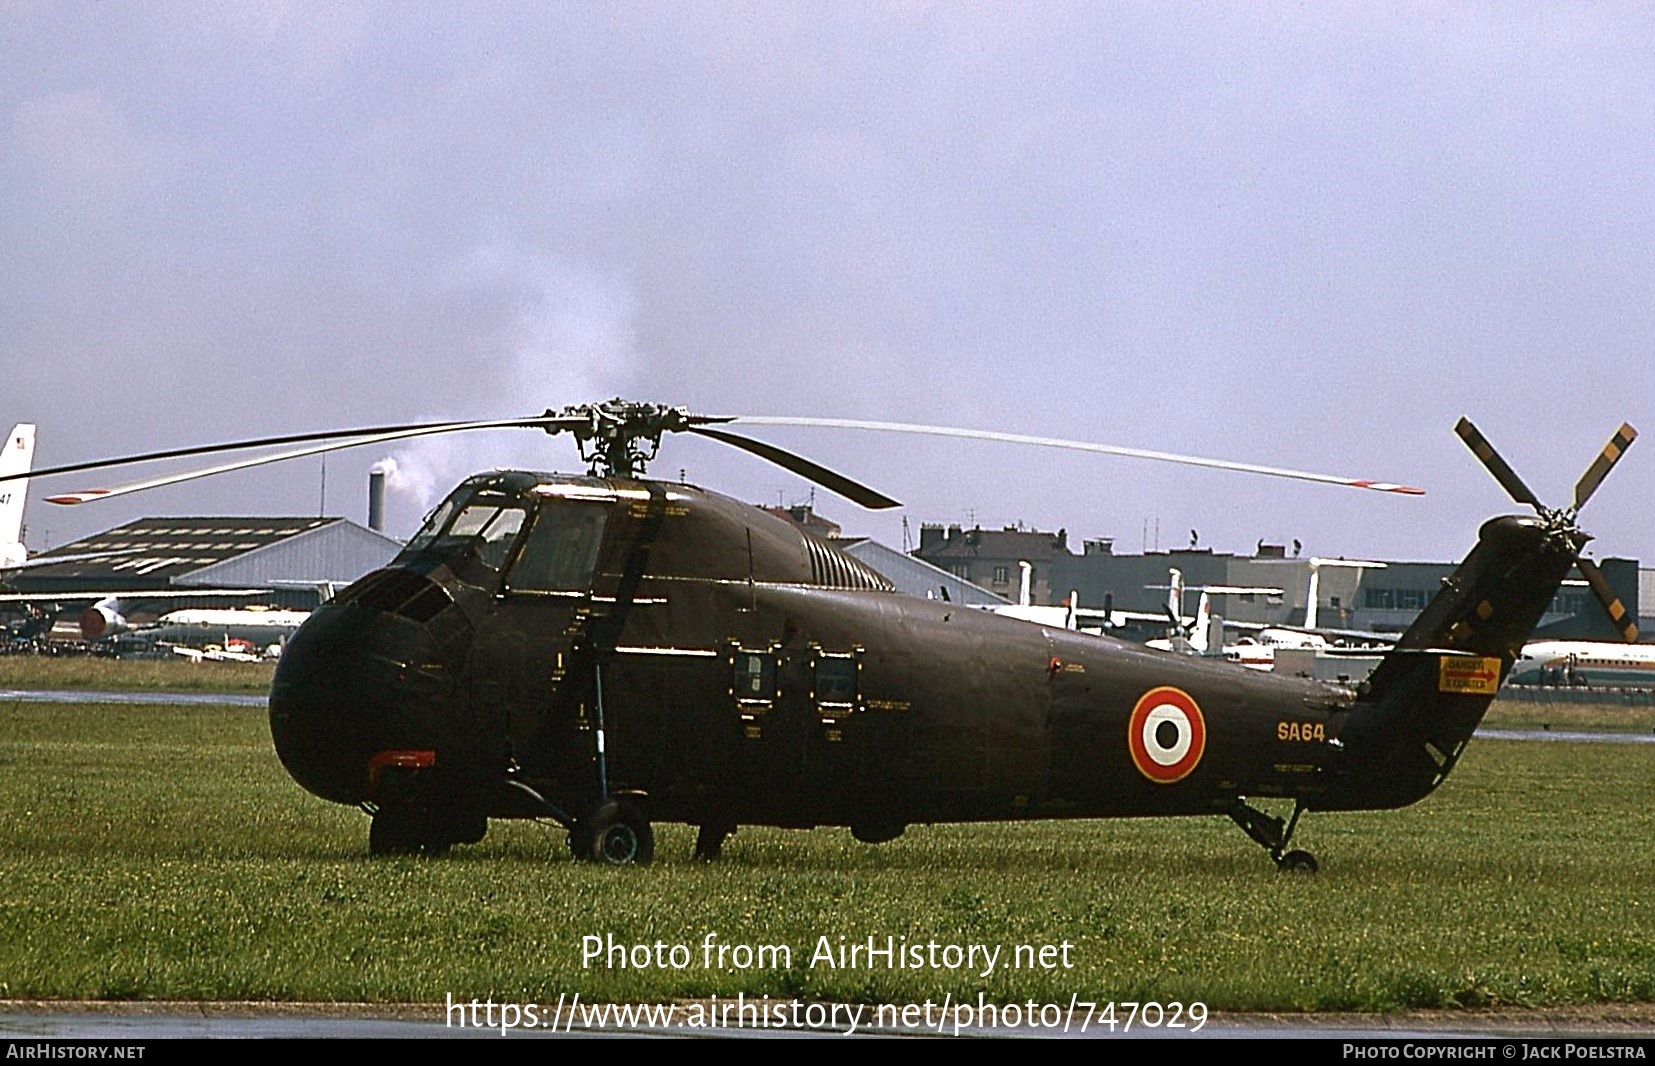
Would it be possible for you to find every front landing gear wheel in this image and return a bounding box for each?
[1276,849,1318,874]
[571,799,654,866]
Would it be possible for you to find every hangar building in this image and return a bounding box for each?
[10,516,402,612]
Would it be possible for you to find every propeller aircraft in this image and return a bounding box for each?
[0,402,1636,872]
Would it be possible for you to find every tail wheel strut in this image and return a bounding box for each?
[1228,799,1317,874]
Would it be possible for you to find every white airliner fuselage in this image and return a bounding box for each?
[1508,640,1655,687]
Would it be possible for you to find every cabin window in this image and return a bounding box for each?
[812,652,861,720]
[505,501,610,593]
[728,643,781,732]
[732,650,778,704]
[402,492,465,555]
[727,643,781,738]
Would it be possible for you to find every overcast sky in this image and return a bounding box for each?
[4,2,1651,572]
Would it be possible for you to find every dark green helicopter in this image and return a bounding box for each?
[12,403,1637,870]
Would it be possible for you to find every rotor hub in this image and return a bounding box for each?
[543,399,695,479]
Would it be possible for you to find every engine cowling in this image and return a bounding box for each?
[78,599,129,640]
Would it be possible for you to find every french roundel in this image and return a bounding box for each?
[1128,686,1206,784]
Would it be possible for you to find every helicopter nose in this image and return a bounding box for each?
[268,599,459,806]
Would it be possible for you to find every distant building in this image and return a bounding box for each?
[759,503,841,539]
[911,523,1070,605]
[9,516,402,611]
[898,517,1642,642]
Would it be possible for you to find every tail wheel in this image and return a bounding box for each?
[571,798,654,866]
[1276,849,1319,874]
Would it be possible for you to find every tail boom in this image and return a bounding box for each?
[1316,515,1577,811]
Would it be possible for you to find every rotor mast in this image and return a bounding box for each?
[545,399,723,480]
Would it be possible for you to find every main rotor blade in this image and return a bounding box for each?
[6,415,576,489]
[728,417,1426,495]
[1576,557,1640,643]
[1573,422,1638,511]
[1453,417,1542,509]
[39,416,581,505]
[687,426,902,510]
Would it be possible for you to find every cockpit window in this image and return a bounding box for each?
[396,488,529,576]
[505,501,610,593]
[403,492,464,555]
[450,503,527,570]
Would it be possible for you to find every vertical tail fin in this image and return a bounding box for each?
[0,424,36,568]
[1318,515,1576,810]
[1317,419,1637,812]
[1191,591,1214,654]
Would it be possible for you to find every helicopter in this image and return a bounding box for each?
[3,401,1637,871]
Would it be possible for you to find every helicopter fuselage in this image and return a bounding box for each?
[269,470,1357,845]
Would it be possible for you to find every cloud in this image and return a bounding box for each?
[375,242,644,517]
[9,90,182,208]
[150,0,371,86]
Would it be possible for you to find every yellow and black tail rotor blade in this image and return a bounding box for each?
[1454,417,1543,509]
[1577,557,1640,643]
[1572,422,1638,511]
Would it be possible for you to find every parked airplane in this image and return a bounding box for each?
[0,423,35,570]
[0,423,300,642]
[1145,568,1284,658]
[1209,559,1393,669]
[105,604,311,659]
[1507,640,1655,688]
[990,561,1171,633]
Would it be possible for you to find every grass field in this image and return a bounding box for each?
[0,655,274,694]
[0,698,1650,1011]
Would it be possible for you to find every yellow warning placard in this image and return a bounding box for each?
[1438,656,1501,695]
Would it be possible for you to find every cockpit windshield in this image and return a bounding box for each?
[396,485,530,579]
[396,479,613,595]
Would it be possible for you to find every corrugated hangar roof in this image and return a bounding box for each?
[21,517,344,586]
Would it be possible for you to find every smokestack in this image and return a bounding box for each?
[368,468,386,532]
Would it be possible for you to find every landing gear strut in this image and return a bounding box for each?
[694,823,735,862]
[1229,799,1318,873]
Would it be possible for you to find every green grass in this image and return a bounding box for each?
[0,701,1651,1011]
[0,656,274,694]
[1481,696,1655,734]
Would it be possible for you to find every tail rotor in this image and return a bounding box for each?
[1454,418,1638,642]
